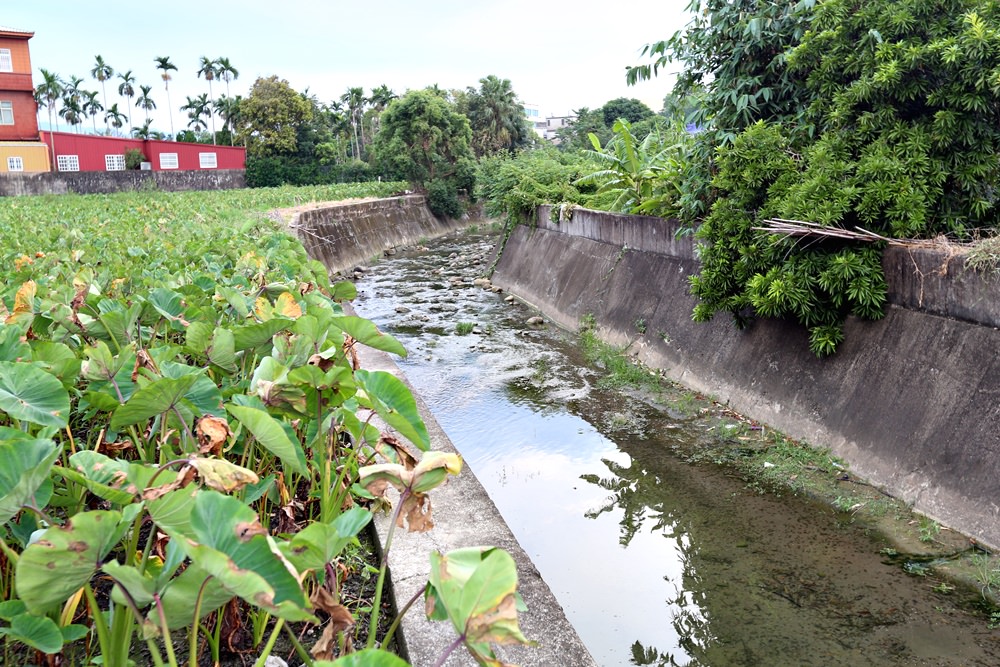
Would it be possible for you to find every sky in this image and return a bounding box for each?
[5,0,692,135]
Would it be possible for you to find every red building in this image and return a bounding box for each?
[0,27,50,172]
[45,132,245,172]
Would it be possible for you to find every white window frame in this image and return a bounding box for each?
[0,101,13,125]
[0,49,11,73]
[56,155,80,172]
[105,154,126,171]
[198,152,218,169]
[7,156,23,172]
[159,152,178,170]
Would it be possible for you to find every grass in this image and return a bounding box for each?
[964,235,1000,276]
[455,322,475,335]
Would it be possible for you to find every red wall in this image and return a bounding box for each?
[45,132,245,172]
[0,90,39,141]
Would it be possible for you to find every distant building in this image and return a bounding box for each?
[0,26,245,177]
[543,115,577,143]
[0,26,50,172]
[522,103,547,137]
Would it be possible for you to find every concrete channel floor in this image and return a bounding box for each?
[356,342,598,667]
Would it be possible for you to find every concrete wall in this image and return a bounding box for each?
[491,206,1000,550]
[288,194,469,275]
[0,169,245,196]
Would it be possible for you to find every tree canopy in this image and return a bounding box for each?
[237,76,313,158]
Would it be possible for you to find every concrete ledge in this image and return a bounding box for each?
[355,343,597,667]
[289,195,470,275]
[491,207,1000,550]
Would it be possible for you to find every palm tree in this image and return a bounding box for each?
[181,93,210,133]
[135,84,156,124]
[59,94,83,133]
[132,118,153,139]
[154,56,177,137]
[82,90,103,132]
[214,94,241,146]
[340,86,367,160]
[368,84,396,138]
[215,57,238,100]
[197,56,218,144]
[90,55,113,130]
[104,103,126,137]
[117,70,136,130]
[34,69,63,167]
[468,75,527,156]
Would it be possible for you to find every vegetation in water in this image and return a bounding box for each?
[0,187,534,667]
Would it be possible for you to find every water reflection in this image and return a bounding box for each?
[354,231,1000,667]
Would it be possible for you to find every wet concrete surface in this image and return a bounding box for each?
[353,229,1000,666]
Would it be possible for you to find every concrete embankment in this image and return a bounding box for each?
[286,194,468,275]
[491,206,1000,550]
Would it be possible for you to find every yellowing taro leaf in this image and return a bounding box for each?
[254,296,273,321]
[275,292,302,319]
[12,281,36,314]
[189,458,259,493]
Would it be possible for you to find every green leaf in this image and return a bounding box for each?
[232,318,294,352]
[29,341,81,388]
[284,507,372,573]
[329,280,357,302]
[147,288,184,321]
[0,612,63,654]
[103,561,156,608]
[64,451,140,505]
[156,490,315,623]
[0,361,71,428]
[330,316,407,357]
[0,437,60,525]
[208,327,237,373]
[225,404,308,476]
[110,374,199,430]
[155,562,235,629]
[354,370,429,450]
[0,324,31,362]
[16,510,123,614]
[318,649,410,667]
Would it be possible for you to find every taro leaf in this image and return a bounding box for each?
[64,451,138,505]
[0,599,26,619]
[102,561,155,608]
[0,437,60,525]
[154,561,235,629]
[329,316,407,357]
[425,547,534,655]
[16,510,123,614]
[329,280,357,303]
[147,288,184,322]
[354,370,429,450]
[189,458,259,493]
[0,361,71,428]
[232,318,294,352]
[0,612,63,654]
[275,292,302,319]
[110,374,199,430]
[185,321,213,356]
[217,286,251,319]
[0,323,31,362]
[284,507,372,573]
[225,404,308,476]
[29,341,81,389]
[160,362,224,417]
[317,649,411,667]
[158,490,315,623]
[208,328,237,373]
[61,624,89,642]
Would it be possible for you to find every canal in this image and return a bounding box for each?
[353,228,999,666]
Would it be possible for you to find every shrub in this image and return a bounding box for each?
[123,148,146,170]
[427,178,463,218]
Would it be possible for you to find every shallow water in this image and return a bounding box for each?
[353,230,1000,666]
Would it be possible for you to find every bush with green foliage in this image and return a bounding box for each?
[372,89,477,207]
[630,0,1000,355]
[476,147,600,224]
[123,149,146,170]
[426,178,464,218]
